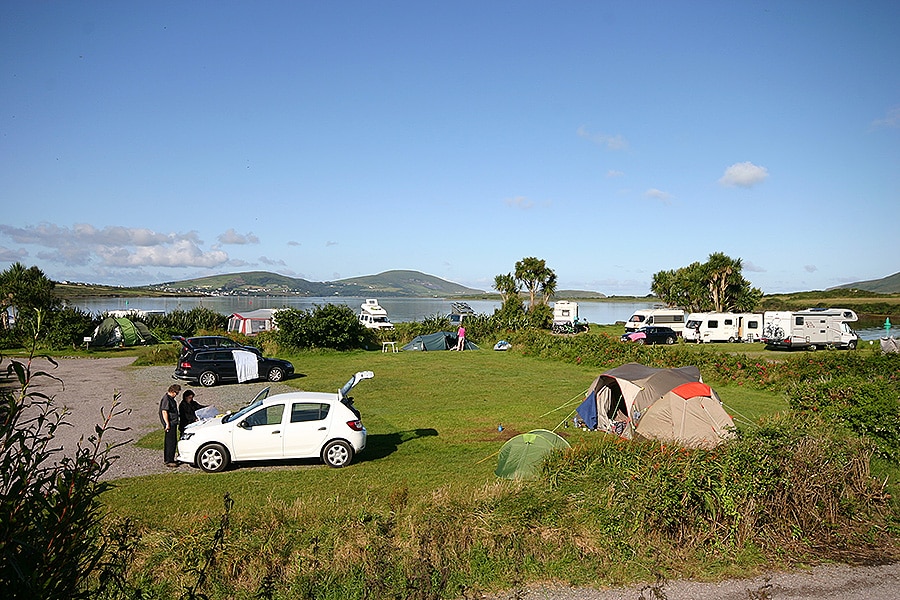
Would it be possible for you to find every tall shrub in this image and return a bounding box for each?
[0,328,131,598]
[275,304,372,350]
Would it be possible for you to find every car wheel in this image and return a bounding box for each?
[199,371,218,387]
[267,366,284,382]
[728,336,736,343]
[636,338,645,345]
[848,340,857,350]
[807,344,817,352]
[322,440,354,468]
[665,336,675,345]
[197,443,230,473]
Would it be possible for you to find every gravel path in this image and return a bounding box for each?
[9,356,899,599]
[17,355,295,479]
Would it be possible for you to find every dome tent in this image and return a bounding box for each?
[495,429,570,480]
[401,331,479,351]
[635,381,735,448]
[575,362,734,448]
[91,316,158,347]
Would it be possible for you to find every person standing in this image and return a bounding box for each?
[456,325,466,351]
[159,384,181,467]
[178,389,206,436]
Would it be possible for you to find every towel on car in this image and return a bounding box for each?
[233,349,259,382]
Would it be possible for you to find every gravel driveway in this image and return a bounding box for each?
[15,355,295,479]
[9,356,899,599]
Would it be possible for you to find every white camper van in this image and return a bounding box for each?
[762,308,858,350]
[358,299,394,330]
[552,300,586,334]
[624,308,686,335]
[683,312,763,343]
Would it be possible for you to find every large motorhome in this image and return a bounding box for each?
[358,299,394,330]
[683,312,763,343]
[762,308,859,350]
[624,308,686,334]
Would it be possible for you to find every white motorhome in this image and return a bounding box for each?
[683,312,763,343]
[552,300,585,334]
[358,299,394,330]
[624,308,686,334]
[762,308,858,350]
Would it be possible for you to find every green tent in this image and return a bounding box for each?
[91,316,158,347]
[494,429,570,480]
[401,331,479,351]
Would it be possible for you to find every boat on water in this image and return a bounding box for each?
[358,299,394,329]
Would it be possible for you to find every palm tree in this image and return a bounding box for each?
[514,257,556,311]
[493,273,518,303]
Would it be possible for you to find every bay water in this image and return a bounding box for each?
[66,296,891,341]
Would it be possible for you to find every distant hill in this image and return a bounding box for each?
[829,271,900,294]
[335,270,483,297]
[145,269,483,297]
[555,290,607,299]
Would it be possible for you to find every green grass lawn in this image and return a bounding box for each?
[109,347,788,522]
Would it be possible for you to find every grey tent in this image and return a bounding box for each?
[401,331,479,351]
[575,363,733,447]
[91,316,158,347]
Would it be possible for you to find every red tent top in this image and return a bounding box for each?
[671,381,712,399]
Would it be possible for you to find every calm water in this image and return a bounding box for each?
[67,296,656,326]
[66,296,894,340]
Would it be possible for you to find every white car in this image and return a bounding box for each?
[177,371,372,472]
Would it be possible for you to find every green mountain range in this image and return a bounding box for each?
[830,271,900,294]
[148,270,486,297]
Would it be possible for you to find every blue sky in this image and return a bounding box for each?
[2,1,898,295]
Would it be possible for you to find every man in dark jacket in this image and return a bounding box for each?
[159,384,181,467]
[178,389,206,436]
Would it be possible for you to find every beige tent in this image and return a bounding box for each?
[575,363,734,447]
[635,381,735,447]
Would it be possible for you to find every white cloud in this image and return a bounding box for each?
[0,245,28,262]
[742,261,765,273]
[804,264,818,273]
[871,106,900,129]
[504,196,534,209]
[718,162,769,188]
[96,239,228,268]
[644,188,672,203]
[0,223,229,269]
[577,126,628,150]
[287,240,301,246]
[217,228,260,245]
[259,256,287,267]
[606,169,624,178]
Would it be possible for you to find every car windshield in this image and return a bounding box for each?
[223,399,264,423]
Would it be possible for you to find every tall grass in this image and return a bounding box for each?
[102,345,899,598]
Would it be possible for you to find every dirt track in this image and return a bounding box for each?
[7,356,900,599]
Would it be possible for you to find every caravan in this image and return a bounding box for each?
[624,308,686,335]
[762,308,859,350]
[683,312,763,343]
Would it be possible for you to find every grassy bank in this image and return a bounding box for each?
[99,337,899,599]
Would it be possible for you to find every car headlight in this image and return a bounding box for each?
[180,432,194,441]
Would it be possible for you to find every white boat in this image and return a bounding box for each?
[358,299,394,329]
